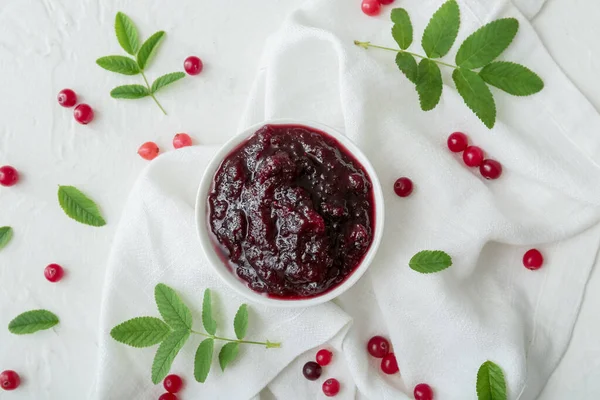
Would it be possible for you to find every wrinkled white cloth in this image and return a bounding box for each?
[96,0,600,399]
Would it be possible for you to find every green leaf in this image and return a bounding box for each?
[416,59,442,111]
[233,304,249,340]
[8,310,59,334]
[57,185,106,227]
[391,9,413,50]
[455,18,519,69]
[476,361,507,400]
[453,68,496,128]
[151,72,186,93]
[218,342,240,372]
[409,250,452,273]
[154,283,193,331]
[395,52,418,84]
[110,317,171,348]
[137,31,165,70]
[114,12,139,55]
[0,226,13,251]
[479,61,543,96]
[202,289,217,335]
[151,329,190,384]
[96,55,140,75]
[421,0,460,58]
[110,85,150,99]
[194,338,214,383]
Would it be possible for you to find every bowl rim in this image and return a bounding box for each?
[195,119,385,308]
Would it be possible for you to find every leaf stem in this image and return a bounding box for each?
[190,330,281,348]
[353,40,459,69]
[140,71,167,115]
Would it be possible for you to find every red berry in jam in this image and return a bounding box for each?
[367,336,390,358]
[44,263,65,283]
[379,0,395,4]
[393,177,413,197]
[163,374,183,393]
[361,0,381,16]
[173,133,192,149]
[138,142,160,160]
[316,349,333,366]
[414,383,434,400]
[158,393,177,400]
[322,378,340,397]
[0,166,19,187]
[523,249,543,270]
[0,370,20,391]
[302,361,322,381]
[184,56,203,75]
[447,132,468,153]
[57,89,77,107]
[479,159,502,180]
[381,353,399,374]
[462,146,484,167]
[74,104,94,125]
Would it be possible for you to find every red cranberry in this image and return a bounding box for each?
[316,349,333,366]
[44,264,65,283]
[367,336,390,358]
[414,383,434,400]
[381,353,399,374]
[158,393,177,400]
[0,166,19,187]
[163,374,183,393]
[393,177,413,197]
[184,56,203,75]
[447,132,468,153]
[302,361,322,381]
[361,0,381,16]
[379,0,395,4]
[74,104,94,125]
[138,142,160,160]
[322,378,340,397]
[480,159,502,180]
[57,89,77,107]
[173,133,192,149]
[462,146,484,167]
[0,370,20,391]
[523,249,543,270]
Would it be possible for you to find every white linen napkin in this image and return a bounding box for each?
[96,0,600,399]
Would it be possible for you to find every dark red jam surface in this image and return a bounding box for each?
[208,124,375,299]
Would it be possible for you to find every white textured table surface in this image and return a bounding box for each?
[0,0,598,399]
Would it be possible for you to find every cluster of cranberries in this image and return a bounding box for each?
[361,0,394,17]
[57,89,94,125]
[302,349,340,397]
[447,132,502,179]
[138,133,193,161]
[158,374,184,400]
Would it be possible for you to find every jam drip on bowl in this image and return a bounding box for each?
[208,124,375,299]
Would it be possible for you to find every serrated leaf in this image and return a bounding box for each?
[391,9,412,50]
[115,12,139,55]
[110,85,150,99]
[421,0,460,58]
[110,317,171,348]
[0,226,13,251]
[8,310,59,334]
[137,31,165,70]
[96,55,140,75]
[395,52,418,84]
[453,68,496,128]
[479,61,543,96]
[233,304,248,340]
[151,72,186,93]
[409,250,452,273]
[58,185,106,227]
[219,342,239,372]
[455,18,519,69]
[477,361,507,400]
[151,329,190,384]
[154,283,193,331]
[194,338,214,383]
[202,289,217,335]
[416,59,442,111]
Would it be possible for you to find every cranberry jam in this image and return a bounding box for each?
[208,124,375,299]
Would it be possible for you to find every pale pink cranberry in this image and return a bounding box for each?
[57,89,77,107]
[0,166,19,187]
[523,249,543,270]
[480,159,502,180]
[0,370,20,391]
[414,383,434,400]
[44,264,65,283]
[74,104,94,124]
[381,353,399,374]
[138,142,160,160]
[361,0,381,16]
[462,146,484,167]
[447,132,468,153]
[184,56,203,75]
[322,378,340,397]
[316,349,333,366]
[173,133,192,149]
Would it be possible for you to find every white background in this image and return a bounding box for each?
[0,0,599,398]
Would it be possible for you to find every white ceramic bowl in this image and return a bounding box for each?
[195,119,384,308]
